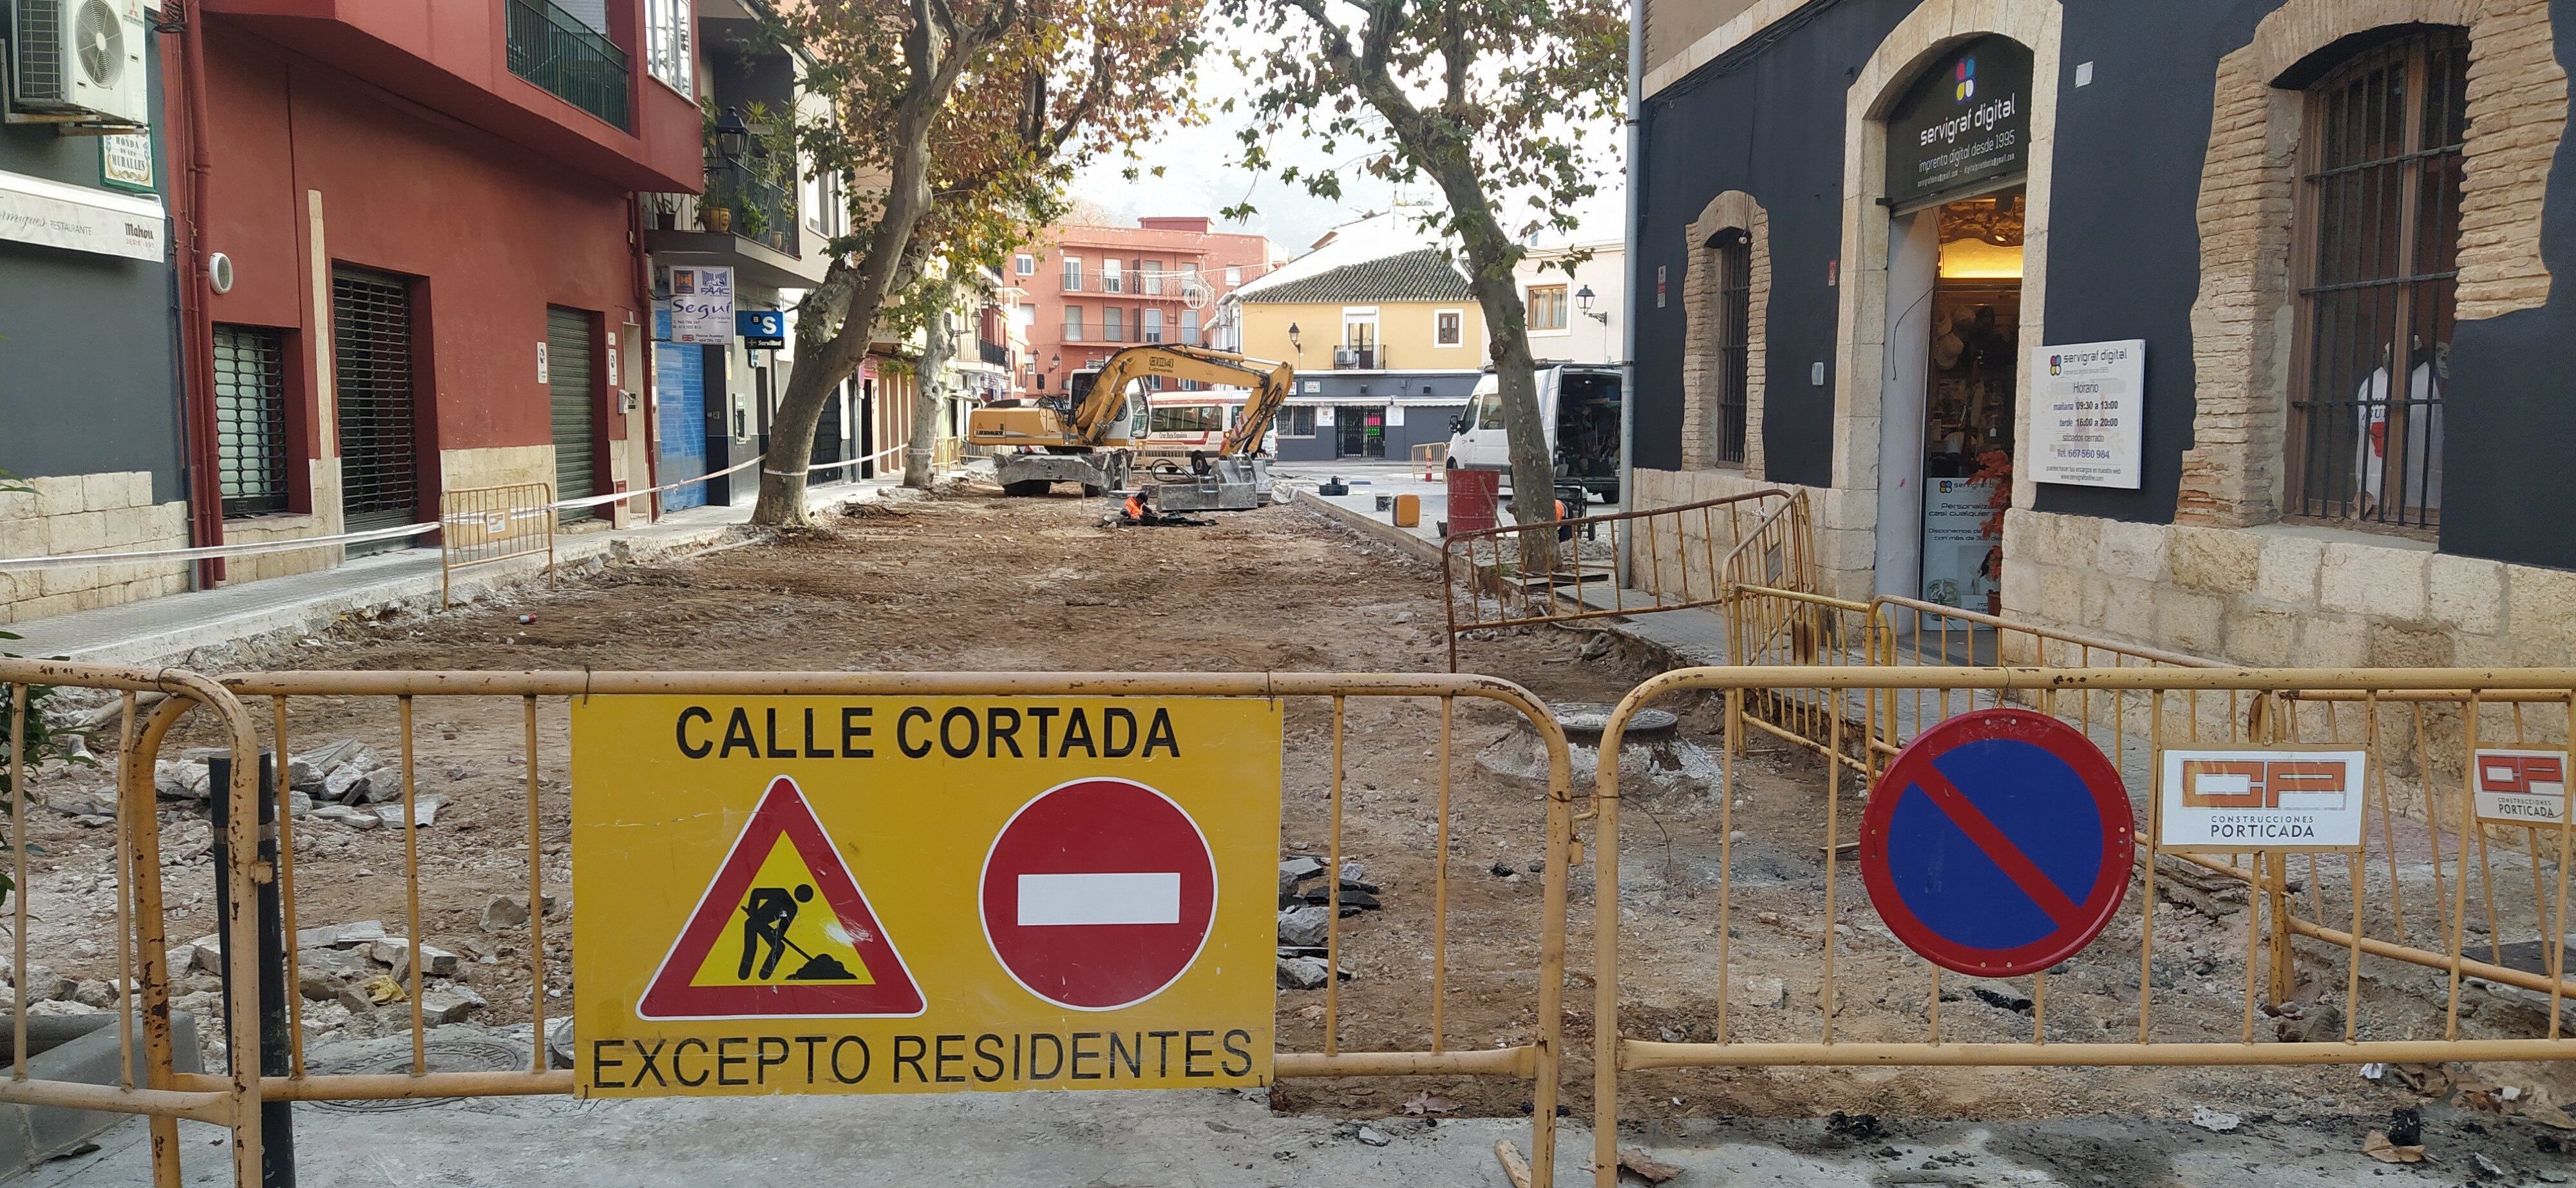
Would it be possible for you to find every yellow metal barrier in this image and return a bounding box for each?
[0,657,266,1188]
[1589,666,2576,1188]
[1412,443,1448,481]
[437,483,554,608]
[173,669,1576,1184]
[1443,490,1797,669]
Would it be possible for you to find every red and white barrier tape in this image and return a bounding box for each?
[0,450,844,573]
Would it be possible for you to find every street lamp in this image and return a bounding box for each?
[1576,284,1609,325]
[1287,322,1302,356]
[710,107,750,164]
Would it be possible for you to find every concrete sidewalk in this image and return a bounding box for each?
[21,1069,2485,1187]
[3,475,913,667]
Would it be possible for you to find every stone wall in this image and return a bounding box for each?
[2179,0,2568,525]
[0,473,190,624]
[2003,508,2576,673]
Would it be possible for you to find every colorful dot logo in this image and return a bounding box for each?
[2050,355,2063,375]
[1955,57,1978,103]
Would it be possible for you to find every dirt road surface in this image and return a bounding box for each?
[12,481,2575,1160]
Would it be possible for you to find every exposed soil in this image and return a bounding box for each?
[12,478,2571,1136]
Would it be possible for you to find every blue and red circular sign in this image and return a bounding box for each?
[1860,709,2134,977]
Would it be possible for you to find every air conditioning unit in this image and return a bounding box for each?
[8,0,152,128]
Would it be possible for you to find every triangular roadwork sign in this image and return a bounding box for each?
[638,776,924,1019]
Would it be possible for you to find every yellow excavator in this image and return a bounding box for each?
[967,343,1294,510]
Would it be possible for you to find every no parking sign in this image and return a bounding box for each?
[1859,709,2135,977]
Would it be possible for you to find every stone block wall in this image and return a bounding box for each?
[0,473,190,624]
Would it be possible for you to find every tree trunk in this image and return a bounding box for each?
[905,281,961,489]
[1349,72,1560,572]
[751,34,959,526]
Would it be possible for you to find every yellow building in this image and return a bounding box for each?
[1230,248,1486,372]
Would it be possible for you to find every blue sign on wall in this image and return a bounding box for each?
[738,309,786,344]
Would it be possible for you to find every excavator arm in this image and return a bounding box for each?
[1066,345,1294,450]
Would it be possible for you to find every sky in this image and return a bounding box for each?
[1066,15,1626,255]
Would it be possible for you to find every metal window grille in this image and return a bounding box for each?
[211,324,290,517]
[2288,28,2467,532]
[1714,231,1752,466]
[332,267,422,541]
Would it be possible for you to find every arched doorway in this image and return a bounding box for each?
[1869,33,2036,629]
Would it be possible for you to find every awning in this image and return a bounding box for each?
[0,169,164,262]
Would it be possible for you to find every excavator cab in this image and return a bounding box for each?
[971,345,1291,506]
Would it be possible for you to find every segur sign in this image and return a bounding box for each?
[573,695,1282,1097]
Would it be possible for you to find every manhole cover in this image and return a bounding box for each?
[1551,702,1678,742]
[305,1033,557,1114]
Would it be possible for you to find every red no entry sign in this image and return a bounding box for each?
[1861,709,2134,977]
[979,778,1219,1011]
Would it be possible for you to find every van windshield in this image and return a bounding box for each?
[1475,390,1506,430]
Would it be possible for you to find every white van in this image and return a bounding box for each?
[1446,365,1624,501]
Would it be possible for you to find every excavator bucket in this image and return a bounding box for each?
[1157,457,1271,512]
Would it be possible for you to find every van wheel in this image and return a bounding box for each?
[1444,457,1459,470]
[1002,481,1050,497]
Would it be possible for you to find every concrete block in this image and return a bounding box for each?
[28,476,85,519]
[47,511,107,555]
[0,1010,200,1175]
[2318,541,2427,620]
[2168,526,2260,595]
[2224,606,2298,667]
[2102,577,2155,642]
[2096,519,2170,582]
[2293,615,2368,669]
[2153,589,2227,654]
[79,474,126,513]
[2368,620,2457,669]
[2507,563,2576,647]
[2255,532,2324,605]
[2425,553,2506,635]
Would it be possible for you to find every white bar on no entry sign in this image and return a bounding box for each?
[1017,872,1181,926]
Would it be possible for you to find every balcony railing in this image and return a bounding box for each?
[979,340,1012,369]
[704,160,799,256]
[1334,347,1379,369]
[506,0,631,129]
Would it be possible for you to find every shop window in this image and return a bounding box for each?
[1712,229,1752,466]
[1528,284,1567,331]
[212,323,291,517]
[2287,27,2468,533]
[1276,407,1317,437]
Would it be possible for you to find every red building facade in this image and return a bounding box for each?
[180,0,701,582]
[1014,216,1282,396]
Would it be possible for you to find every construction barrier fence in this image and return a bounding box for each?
[0,658,267,1188]
[105,669,1578,1186]
[437,483,556,608]
[17,647,2576,1188]
[1589,665,2576,1188]
[1442,490,1804,669]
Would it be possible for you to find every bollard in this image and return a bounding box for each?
[208,753,295,1188]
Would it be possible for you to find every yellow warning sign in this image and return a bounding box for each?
[573,696,1283,1097]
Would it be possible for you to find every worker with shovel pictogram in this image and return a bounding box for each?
[739,884,857,981]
